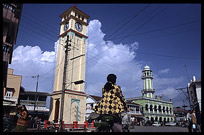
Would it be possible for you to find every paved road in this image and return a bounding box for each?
[27,126,188,132]
[130,126,188,132]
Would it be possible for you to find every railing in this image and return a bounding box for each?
[20,100,46,106]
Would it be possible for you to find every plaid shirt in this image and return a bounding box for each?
[94,84,128,114]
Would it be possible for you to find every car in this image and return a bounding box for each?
[165,122,177,126]
[144,120,152,126]
[152,122,161,127]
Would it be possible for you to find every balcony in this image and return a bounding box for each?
[20,100,46,107]
[142,89,155,94]
[141,75,153,79]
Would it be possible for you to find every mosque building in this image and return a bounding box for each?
[127,65,175,123]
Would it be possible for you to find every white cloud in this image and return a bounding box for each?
[154,76,185,89]
[85,20,143,98]
[158,68,170,74]
[156,87,180,99]
[9,43,57,93]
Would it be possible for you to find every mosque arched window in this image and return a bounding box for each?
[150,105,153,112]
[154,105,157,111]
[145,104,148,111]
[158,105,161,112]
[163,107,165,113]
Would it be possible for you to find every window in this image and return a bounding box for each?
[166,107,169,113]
[158,105,161,112]
[5,88,15,98]
[150,105,153,111]
[90,103,93,109]
[145,104,148,111]
[154,105,157,111]
[5,91,12,98]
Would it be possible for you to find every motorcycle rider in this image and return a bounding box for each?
[94,74,129,132]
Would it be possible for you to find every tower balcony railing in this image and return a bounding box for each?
[141,75,154,79]
[142,89,155,93]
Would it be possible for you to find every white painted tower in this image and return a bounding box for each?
[141,65,155,98]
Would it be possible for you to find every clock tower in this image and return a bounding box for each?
[49,6,89,124]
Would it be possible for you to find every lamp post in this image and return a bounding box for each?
[32,74,39,116]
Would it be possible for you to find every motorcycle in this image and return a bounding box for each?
[94,111,130,132]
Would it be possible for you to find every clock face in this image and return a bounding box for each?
[64,22,69,31]
[75,22,82,32]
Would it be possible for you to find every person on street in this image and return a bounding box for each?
[131,117,135,128]
[196,111,201,132]
[14,105,28,132]
[186,110,192,132]
[191,109,197,132]
[3,114,9,132]
[94,74,129,132]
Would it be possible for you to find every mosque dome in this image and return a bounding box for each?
[144,65,150,70]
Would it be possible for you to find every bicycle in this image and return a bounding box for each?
[37,120,44,131]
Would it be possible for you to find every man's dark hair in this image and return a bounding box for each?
[107,74,117,84]
[104,74,117,92]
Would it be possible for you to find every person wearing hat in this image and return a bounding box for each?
[94,74,129,132]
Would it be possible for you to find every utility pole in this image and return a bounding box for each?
[176,87,192,110]
[59,35,71,132]
[32,74,39,116]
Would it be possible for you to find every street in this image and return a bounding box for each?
[130,126,188,132]
[27,126,189,132]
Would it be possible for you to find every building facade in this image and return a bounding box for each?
[49,6,89,124]
[188,76,201,112]
[3,3,23,88]
[86,95,102,120]
[173,107,187,123]
[3,68,22,116]
[127,65,174,123]
[19,89,50,118]
[126,100,143,124]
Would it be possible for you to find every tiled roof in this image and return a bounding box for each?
[89,95,102,101]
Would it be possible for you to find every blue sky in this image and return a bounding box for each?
[10,4,201,109]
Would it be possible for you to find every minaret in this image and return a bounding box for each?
[49,6,89,124]
[141,65,155,98]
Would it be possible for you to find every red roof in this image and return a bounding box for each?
[59,6,90,19]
